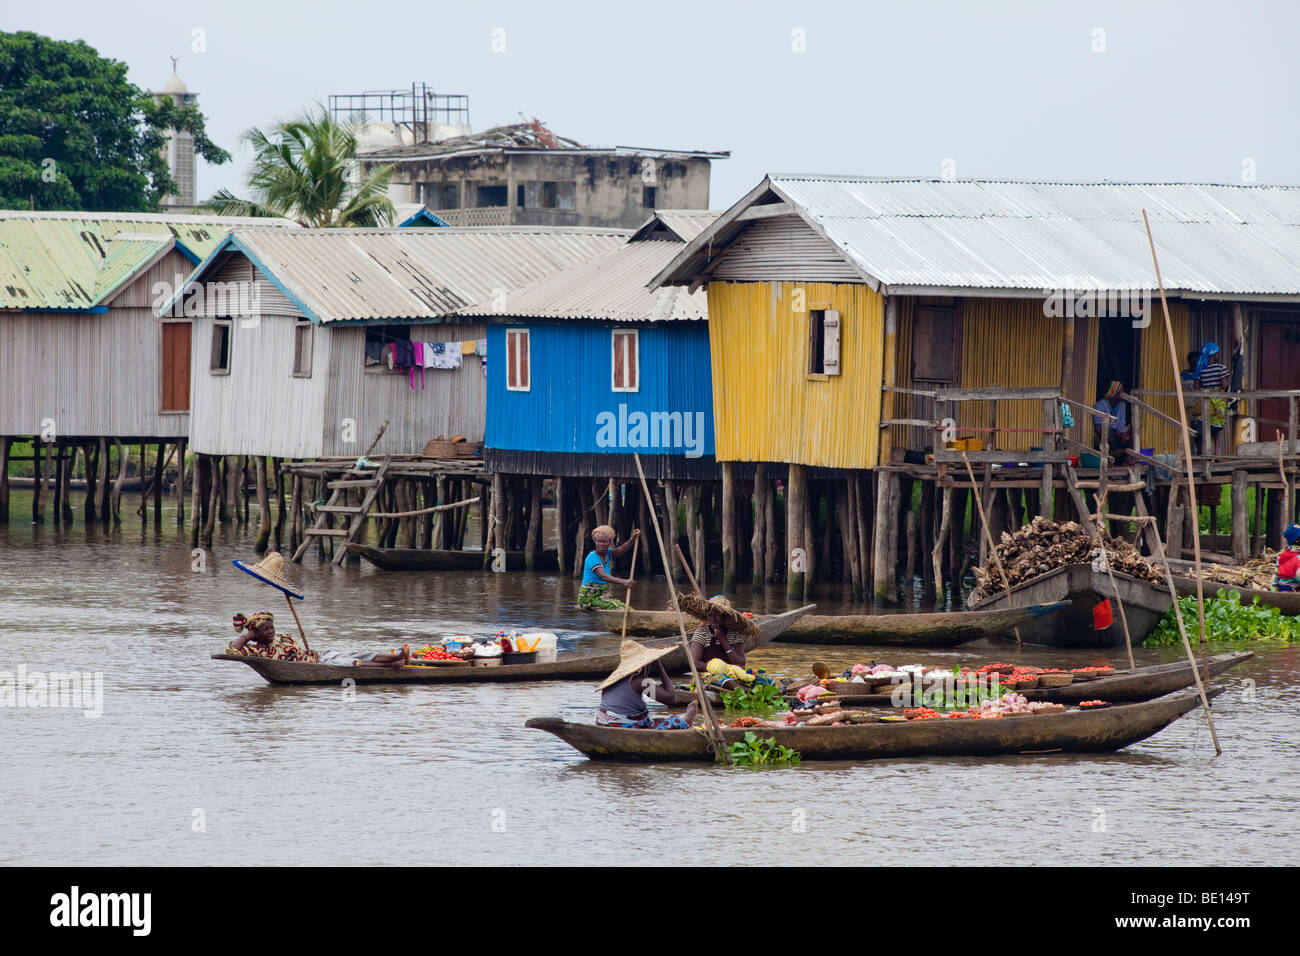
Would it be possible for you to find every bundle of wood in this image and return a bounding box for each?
[970,515,1164,601]
[1182,552,1278,591]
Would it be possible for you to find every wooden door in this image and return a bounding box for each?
[910,306,958,451]
[1257,319,1300,442]
[162,321,192,412]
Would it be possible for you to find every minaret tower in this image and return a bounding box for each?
[155,57,196,208]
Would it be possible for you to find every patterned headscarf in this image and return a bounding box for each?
[233,611,274,632]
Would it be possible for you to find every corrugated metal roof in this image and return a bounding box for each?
[460,239,708,322]
[655,176,1300,298]
[217,226,630,323]
[0,212,299,310]
[628,210,722,243]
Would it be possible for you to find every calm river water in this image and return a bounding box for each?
[2,494,1297,866]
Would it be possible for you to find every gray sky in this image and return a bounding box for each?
[8,0,1299,207]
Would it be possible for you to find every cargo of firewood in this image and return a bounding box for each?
[1180,552,1278,591]
[970,515,1165,601]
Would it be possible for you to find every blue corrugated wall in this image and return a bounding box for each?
[486,321,714,458]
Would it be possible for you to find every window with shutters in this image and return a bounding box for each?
[292,320,313,377]
[612,329,639,392]
[210,321,232,374]
[506,328,531,391]
[807,309,841,378]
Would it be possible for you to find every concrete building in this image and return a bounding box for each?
[154,59,198,209]
[356,117,727,229]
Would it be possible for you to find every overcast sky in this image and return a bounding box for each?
[7,0,1299,208]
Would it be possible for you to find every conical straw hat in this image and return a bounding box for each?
[677,592,759,637]
[233,552,305,600]
[596,639,677,691]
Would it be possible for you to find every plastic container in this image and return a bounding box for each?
[502,651,538,665]
[1079,452,1102,469]
[519,632,558,664]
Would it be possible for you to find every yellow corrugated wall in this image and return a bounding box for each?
[706,281,885,468]
[884,298,914,457]
[1136,302,1190,454]
[958,299,1067,451]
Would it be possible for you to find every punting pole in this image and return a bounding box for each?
[1090,493,1137,670]
[674,543,705,598]
[633,453,730,764]
[619,532,639,642]
[1143,209,1207,645]
[284,593,310,655]
[962,453,1022,644]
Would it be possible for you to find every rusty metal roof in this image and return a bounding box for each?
[189,226,630,323]
[0,211,299,310]
[654,175,1300,299]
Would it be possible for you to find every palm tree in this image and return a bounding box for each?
[206,106,395,227]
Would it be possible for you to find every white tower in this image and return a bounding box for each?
[155,58,197,208]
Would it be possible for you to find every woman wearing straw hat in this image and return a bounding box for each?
[596,640,698,728]
[577,524,640,611]
[683,594,763,689]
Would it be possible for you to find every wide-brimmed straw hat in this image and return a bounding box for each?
[596,639,676,691]
[677,592,760,637]
[233,552,304,600]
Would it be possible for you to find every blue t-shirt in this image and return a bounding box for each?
[582,550,610,587]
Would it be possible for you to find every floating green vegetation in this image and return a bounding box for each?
[1146,589,1300,646]
[719,682,784,712]
[726,731,801,767]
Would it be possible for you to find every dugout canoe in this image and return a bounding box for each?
[525,687,1222,762]
[799,651,1253,707]
[349,545,559,572]
[1171,578,1300,615]
[213,604,815,686]
[966,563,1173,648]
[592,601,1069,646]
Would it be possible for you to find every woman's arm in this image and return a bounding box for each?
[646,662,676,705]
[229,631,251,652]
[593,563,634,589]
[719,629,746,666]
[612,530,641,557]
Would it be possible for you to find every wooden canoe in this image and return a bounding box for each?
[593,601,1069,646]
[966,563,1173,648]
[349,545,559,572]
[1171,578,1300,615]
[800,651,1253,707]
[213,604,816,686]
[525,687,1222,762]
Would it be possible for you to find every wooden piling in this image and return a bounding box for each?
[555,477,569,572]
[0,436,8,522]
[662,479,681,581]
[52,442,65,524]
[32,437,44,523]
[786,464,807,601]
[96,437,110,524]
[933,486,953,605]
[189,454,205,547]
[525,476,542,570]
[721,462,736,593]
[110,439,127,525]
[202,455,220,547]
[765,475,779,585]
[1231,470,1248,561]
[152,442,164,522]
[873,470,900,604]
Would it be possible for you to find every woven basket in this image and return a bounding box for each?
[1071,669,1102,681]
[1037,672,1074,688]
[453,441,481,458]
[423,438,458,459]
[1011,676,1039,689]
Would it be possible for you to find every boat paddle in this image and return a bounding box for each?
[620,532,639,642]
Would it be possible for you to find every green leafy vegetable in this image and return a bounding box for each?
[719,682,784,712]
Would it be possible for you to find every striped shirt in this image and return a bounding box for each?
[1198,362,1230,391]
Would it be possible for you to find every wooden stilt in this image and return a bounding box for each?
[555,477,568,573]
[750,465,766,588]
[905,510,917,591]
[933,486,953,605]
[786,464,807,601]
[765,475,778,585]
[202,455,220,547]
[663,479,680,581]
[0,436,9,523]
[963,453,1021,643]
[175,440,187,526]
[96,437,110,523]
[804,479,816,602]
[137,445,148,528]
[1230,470,1248,562]
[721,462,736,593]
[525,476,542,570]
[837,478,863,603]
[110,439,127,525]
[254,456,271,552]
[189,454,205,547]
[33,437,45,524]
[854,475,869,600]
[289,472,302,554]
[152,441,164,522]
[271,457,284,551]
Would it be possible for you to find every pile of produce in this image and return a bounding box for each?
[971,515,1164,601]
[412,645,468,662]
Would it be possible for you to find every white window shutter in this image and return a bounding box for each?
[823,310,841,375]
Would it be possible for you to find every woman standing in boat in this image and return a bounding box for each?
[596,640,697,728]
[577,525,640,611]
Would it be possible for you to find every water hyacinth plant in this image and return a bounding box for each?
[726,732,801,767]
[719,682,785,712]
[1146,589,1300,646]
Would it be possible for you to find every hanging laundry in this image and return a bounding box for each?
[460,339,476,355]
[392,339,415,368]
[475,338,487,356]
[365,340,384,364]
[408,341,427,390]
[422,341,463,369]
[383,343,396,370]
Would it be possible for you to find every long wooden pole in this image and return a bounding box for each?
[634,453,729,763]
[1143,209,1206,644]
[283,593,310,654]
[619,533,639,641]
[674,543,704,598]
[962,453,1021,644]
[1090,493,1137,669]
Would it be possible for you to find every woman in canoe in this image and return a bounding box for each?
[596,640,697,728]
[577,524,640,611]
[227,612,411,669]
[684,595,764,689]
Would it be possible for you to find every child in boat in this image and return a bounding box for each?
[597,640,698,728]
[577,525,640,611]
[1275,524,1300,591]
[228,612,409,668]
